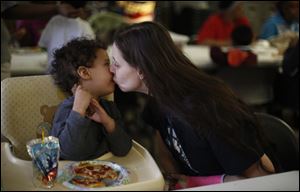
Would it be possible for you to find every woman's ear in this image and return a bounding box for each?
[77,66,91,80]
[137,70,144,80]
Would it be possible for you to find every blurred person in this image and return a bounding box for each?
[273,40,299,128]
[260,1,299,54]
[38,1,95,70]
[111,22,276,190]
[88,1,155,44]
[113,1,156,23]
[260,1,299,40]
[88,12,130,46]
[197,1,251,46]
[15,19,48,47]
[1,1,79,81]
[50,38,132,160]
[210,25,257,67]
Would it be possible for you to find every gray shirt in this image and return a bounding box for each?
[51,96,132,161]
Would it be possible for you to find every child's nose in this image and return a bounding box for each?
[109,65,115,73]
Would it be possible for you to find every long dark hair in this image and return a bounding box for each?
[114,22,274,171]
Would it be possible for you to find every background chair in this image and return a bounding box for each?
[1,75,113,160]
[256,112,299,172]
[214,66,277,108]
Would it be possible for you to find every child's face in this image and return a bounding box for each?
[85,49,115,97]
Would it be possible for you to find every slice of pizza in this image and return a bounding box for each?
[70,176,106,188]
[70,162,120,188]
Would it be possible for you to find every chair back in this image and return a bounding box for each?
[1,75,113,160]
[256,113,299,172]
[215,67,277,106]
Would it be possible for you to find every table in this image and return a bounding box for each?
[182,45,283,69]
[1,141,165,191]
[179,171,299,191]
[9,45,283,76]
[11,49,48,76]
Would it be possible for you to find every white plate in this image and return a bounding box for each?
[58,160,130,190]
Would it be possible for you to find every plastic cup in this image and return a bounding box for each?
[27,136,60,189]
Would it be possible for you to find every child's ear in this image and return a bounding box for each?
[77,66,91,80]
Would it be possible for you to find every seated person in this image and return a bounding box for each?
[260,1,299,54]
[15,19,48,47]
[88,12,130,46]
[38,1,95,69]
[112,1,156,23]
[210,25,257,67]
[273,40,299,127]
[50,38,132,161]
[197,1,251,46]
[260,1,299,40]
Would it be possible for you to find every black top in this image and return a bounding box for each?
[142,99,264,176]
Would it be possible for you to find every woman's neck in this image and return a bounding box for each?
[136,81,149,95]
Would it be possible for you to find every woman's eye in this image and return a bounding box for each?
[113,62,119,68]
[112,59,120,68]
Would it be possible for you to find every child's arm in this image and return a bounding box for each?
[87,99,115,133]
[51,86,98,160]
[88,99,132,156]
[72,85,93,117]
[51,103,96,160]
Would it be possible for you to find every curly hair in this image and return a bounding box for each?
[50,37,107,95]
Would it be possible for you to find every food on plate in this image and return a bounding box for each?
[69,161,119,188]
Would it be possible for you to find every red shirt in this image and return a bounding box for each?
[197,13,250,44]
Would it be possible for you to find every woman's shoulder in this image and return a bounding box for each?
[142,98,166,125]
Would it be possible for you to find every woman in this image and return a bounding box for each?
[110,22,275,189]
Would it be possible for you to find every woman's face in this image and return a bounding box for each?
[110,43,148,94]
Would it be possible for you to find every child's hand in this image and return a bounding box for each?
[88,99,116,133]
[72,85,93,116]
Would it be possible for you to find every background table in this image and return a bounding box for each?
[10,45,282,77]
[182,45,283,69]
[11,49,48,76]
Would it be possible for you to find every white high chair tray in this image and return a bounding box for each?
[1,141,165,191]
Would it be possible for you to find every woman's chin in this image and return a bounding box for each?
[119,86,129,92]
